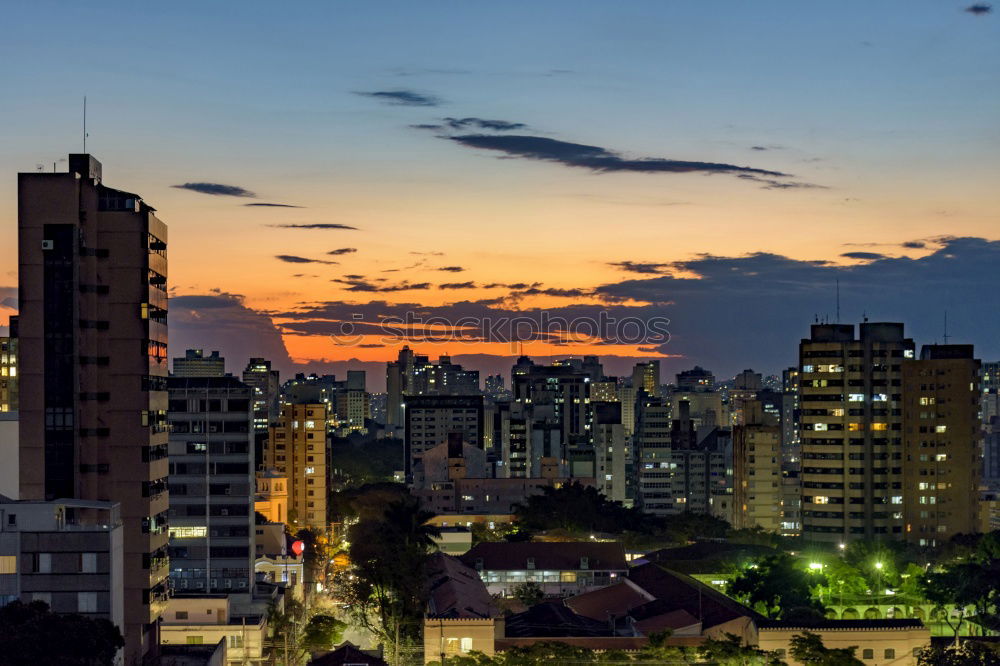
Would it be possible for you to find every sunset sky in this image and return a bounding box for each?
[2,2,998,387]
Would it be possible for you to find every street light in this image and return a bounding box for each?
[809,562,824,571]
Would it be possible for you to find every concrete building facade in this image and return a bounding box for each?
[17,154,170,661]
[265,403,327,528]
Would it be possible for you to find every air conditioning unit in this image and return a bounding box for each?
[42,240,54,250]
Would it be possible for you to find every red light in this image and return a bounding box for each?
[292,540,305,556]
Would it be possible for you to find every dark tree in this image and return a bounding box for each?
[918,641,1000,666]
[0,600,124,666]
[788,631,864,666]
[727,554,825,620]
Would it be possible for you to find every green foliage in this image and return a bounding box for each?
[510,581,544,607]
[512,481,729,540]
[700,632,787,666]
[918,641,1000,666]
[727,554,826,620]
[300,614,348,653]
[330,481,411,522]
[0,600,125,666]
[788,631,864,666]
[338,493,441,657]
[329,436,403,486]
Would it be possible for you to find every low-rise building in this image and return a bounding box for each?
[460,542,628,597]
[424,552,503,664]
[160,594,272,666]
[0,496,124,632]
[756,619,930,666]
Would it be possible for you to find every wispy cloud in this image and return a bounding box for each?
[327,248,358,256]
[965,4,992,15]
[446,134,810,187]
[609,261,671,275]
[245,202,302,208]
[414,117,528,132]
[173,182,255,197]
[356,90,441,106]
[437,266,465,273]
[841,251,886,260]
[332,278,431,292]
[276,255,337,265]
[439,281,477,289]
[269,224,359,230]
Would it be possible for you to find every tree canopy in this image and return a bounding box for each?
[0,600,124,666]
[727,554,826,620]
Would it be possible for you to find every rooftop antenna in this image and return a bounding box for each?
[836,278,840,323]
[83,96,88,153]
[943,311,950,344]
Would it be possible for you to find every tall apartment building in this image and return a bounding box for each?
[167,376,255,593]
[265,404,328,528]
[901,345,981,546]
[1,316,18,412]
[172,349,226,377]
[0,497,124,627]
[676,366,715,392]
[387,347,479,428]
[593,402,628,504]
[513,363,593,477]
[404,395,484,478]
[631,361,661,397]
[636,397,672,514]
[242,357,280,469]
[798,322,914,543]
[335,372,370,434]
[18,154,169,661]
[733,400,783,532]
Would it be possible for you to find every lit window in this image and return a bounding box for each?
[935,425,947,433]
[848,394,865,402]
[848,423,864,431]
[904,349,915,358]
[935,454,947,462]
[814,496,829,504]
[891,496,903,504]
[814,423,828,431]
[872,394,888,402]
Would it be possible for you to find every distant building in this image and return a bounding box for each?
[387,347,480,429]
[265,404,328,528]
[167,376,255,593]
[173,350,227,377]
[0,496,124,631]
[404,395,484,479]
[902,344,982,546]
[254,469,288,525]
[631,361,661,397]
[676,366,715,392]
[0,316,17,413]
[733,400,783,532]
[242,358,280,468]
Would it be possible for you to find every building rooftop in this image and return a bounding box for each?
[425,552,497,620]
[757,618,927,631]
[460,541,628,572]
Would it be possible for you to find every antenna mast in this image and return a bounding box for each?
[83,96,87,153]
[943,311,950,344]
[836,279,840,323]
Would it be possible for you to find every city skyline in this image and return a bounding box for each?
[2,1,999,382]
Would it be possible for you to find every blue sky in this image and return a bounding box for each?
[1,1,998,380]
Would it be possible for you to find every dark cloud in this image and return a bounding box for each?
[327,248,358,256]
[1,286,16,311]
[437,266,465,273]
[169,293,293,375]
[290,273,319,278]
[483,282,540,289]
[356,90,441,106]
[276,255,337,265]
[172,183,255,197]
[358,343,385,348]
[410,251,445,256]
[609,261,671,275]
[343,274,365,280]
[446,134,806,186]
[735,174,826,190]
[902,241,926,249]
[510,286,591,298]
[750,146,769,151]
[414,117,529,132]
[438,281,477,290]
[268,224,358,230]
[245,203,302,208]
[841,252,886,260]
[965,4,992,14]
[332,278,431,292]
